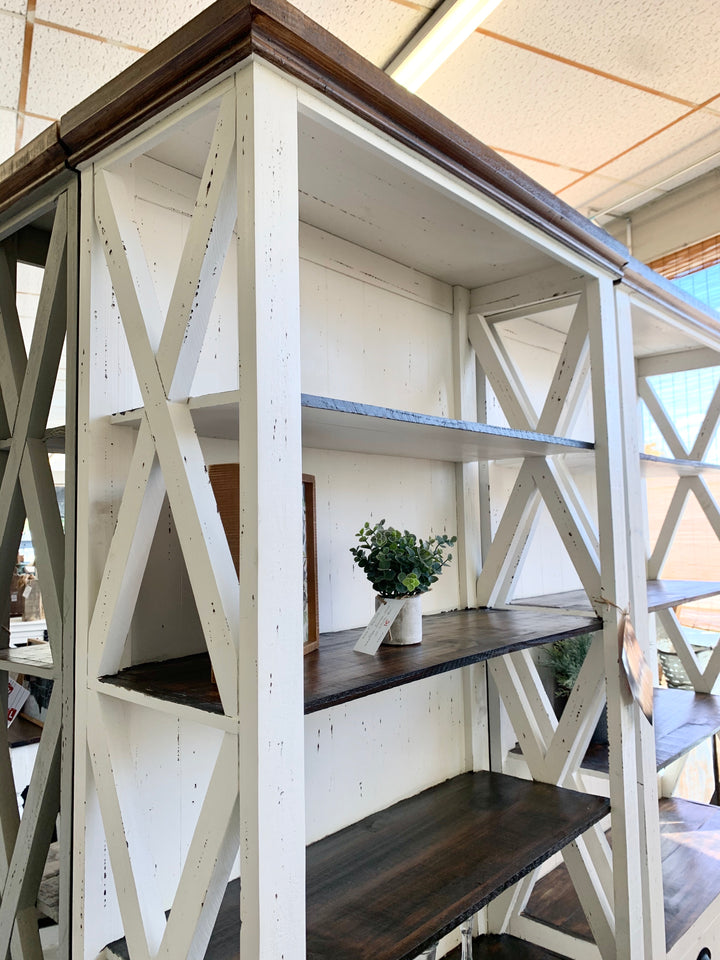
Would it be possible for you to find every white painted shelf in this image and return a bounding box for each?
[110,392,594,462]
[0,642,55,679]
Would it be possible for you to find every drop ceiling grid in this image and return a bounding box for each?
[33,0,212,50]
[298,0,428,66]
[25,22,142,119]
[0,11,23,111]
[478,0,720,105]
[418,31,688,174]
[564,114,720,217]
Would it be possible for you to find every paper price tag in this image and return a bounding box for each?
[353,598,407,655]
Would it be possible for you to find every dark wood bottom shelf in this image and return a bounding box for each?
[510,687,720,775]
[306,771,608,960]
[100,607,600,717]
[523,797,720,950]
[446,933,568,958]
[104,772,607,960]
[512,579,720,614]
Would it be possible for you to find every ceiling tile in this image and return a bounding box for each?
[419,31,686,173]
[0,109,16,164]
[295,0,427,67]
[25,23,141,119]
[493,150,580,194]
[482,0,720,105]
[558,175,666,220]
[591,111,720,192]
[34,0,214,50]
[0,0,25,13]
[21,114,52,147]
[0,12,24,111]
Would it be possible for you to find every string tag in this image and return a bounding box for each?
[594,596,653,725]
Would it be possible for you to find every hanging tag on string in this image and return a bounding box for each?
[594,596,654,725]
[619,611,653,725]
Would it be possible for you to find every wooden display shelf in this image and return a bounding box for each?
[110,392,593,462]
[523,796,720,951]
[107,773,607,960]
[512,687,720,776]
[98,608,600,718]
[306,771,607,960]
[0,642,55,679]
[641,452,720,477]
[512,579,720,614]
[0,425,65,453]
[446,934,568,959]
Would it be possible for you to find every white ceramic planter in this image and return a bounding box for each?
[375,593,423,645]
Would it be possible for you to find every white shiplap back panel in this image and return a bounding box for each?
[303,448,460,634]
[123,155,240,400]
[305,671,467,843]
[300,257,453,415]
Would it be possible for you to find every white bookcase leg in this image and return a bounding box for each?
[236,62,306,960]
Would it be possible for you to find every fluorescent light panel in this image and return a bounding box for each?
[388,0,504,93]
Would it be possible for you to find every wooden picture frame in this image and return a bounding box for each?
[208,465,319,654]
[303,474,320,655]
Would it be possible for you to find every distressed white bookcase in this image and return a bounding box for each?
[2,3,720,960]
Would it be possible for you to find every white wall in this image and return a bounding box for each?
[604,167,720,265]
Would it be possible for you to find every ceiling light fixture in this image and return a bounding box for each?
[387,0,505,93]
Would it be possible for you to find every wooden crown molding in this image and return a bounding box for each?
[0,0,628,275]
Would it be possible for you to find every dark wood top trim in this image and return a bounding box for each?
[2,0,627,276]
[0,124,68,217]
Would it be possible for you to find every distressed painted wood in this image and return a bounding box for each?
[235,62,305,960]
[93,168,239,715]
[0,184,75,960]
[589,277,665,960]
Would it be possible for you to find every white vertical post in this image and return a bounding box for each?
[588,277,665,960]
[236,63,306,960]
[451,285,481,609]
[614,289,665,957]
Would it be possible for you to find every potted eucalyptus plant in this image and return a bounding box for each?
[350,520,456,645]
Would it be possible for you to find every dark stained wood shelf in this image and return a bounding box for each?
[654,687,720,770]
[512,579,720,614]
[306,771,608,960]
[511,687,720,775]
[446,934,568,959]
[523,797,720,950]
[100,608,600,717]
[305,608,600,714]
[104,774,606,960]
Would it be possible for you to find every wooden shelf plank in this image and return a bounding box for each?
[512,579,720,614]
[523,797,720,950]
[0,643,55,679]
[103,775,607,960]
[110,392,594,462]
[641,452,720,477]
[0,425,65,453]
[98,608,600,718]
[305,608,600,714]
[654,687,720,770]
[306,771,608,960]
[446,934,569,959]
[513,688,720,776]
